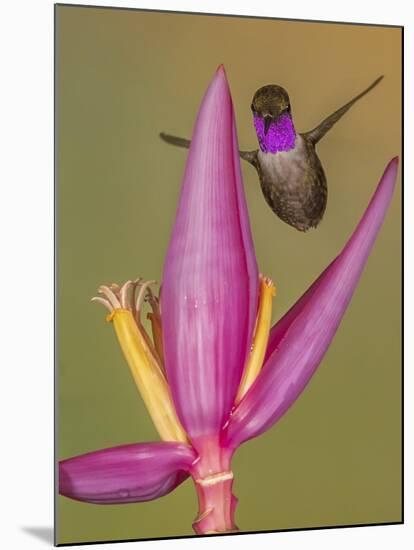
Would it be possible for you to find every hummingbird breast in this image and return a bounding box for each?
[256,134,327,231]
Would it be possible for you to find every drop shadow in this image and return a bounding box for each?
[22,526,54,545]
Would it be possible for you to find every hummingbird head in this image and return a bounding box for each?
[251,85,296,154]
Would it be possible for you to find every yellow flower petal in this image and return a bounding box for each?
[109,308,188,443]
[235,276,276,404]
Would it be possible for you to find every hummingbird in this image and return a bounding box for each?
[160,75,383,231]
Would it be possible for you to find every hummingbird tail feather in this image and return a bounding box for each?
[303,75,384,145]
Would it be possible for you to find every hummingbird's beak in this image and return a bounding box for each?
[263,115,273,136]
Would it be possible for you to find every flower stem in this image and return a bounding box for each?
[190,436,238,535]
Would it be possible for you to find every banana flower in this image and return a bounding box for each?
[59,66,398,536]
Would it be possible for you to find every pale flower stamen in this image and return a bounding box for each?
[146,287,160,315]
[98,285,121,310]
[135,280,157,317]
[109,283,121,295]
[120,280,133,309]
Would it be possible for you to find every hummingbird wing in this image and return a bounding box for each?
[159,132,258,166]
[303,75,384,145]
[159,133,191,149]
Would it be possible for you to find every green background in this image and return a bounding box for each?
[56,5,402,545]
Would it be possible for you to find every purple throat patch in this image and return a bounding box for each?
[254,113,296,154]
